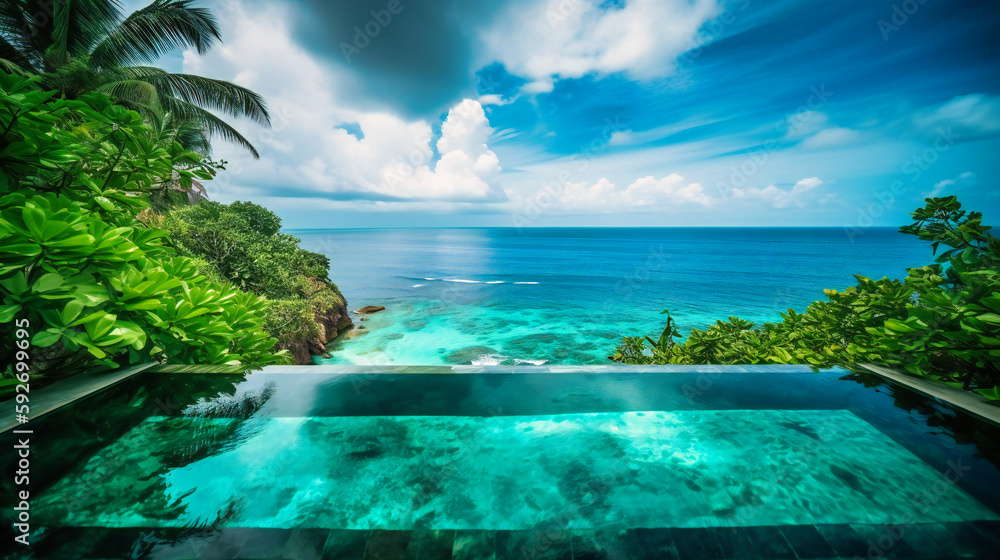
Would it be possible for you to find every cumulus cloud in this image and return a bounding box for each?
[379,99,502,200]
[731,177,824,208]
[172,1,859,224]
[482,0,720,88]
[515,173,714,213]
[281,0,507,117]
[512,174,826,214]
[182,2,502,203]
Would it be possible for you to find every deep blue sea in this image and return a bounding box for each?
[291,228,929,365]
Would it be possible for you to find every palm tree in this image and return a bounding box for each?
[0,0,270,158]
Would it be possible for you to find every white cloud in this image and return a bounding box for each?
[379,100,502,200]
[516,173,714,213]
[482,0,720,87]
[914,94,1000,137]
[624,175,715,207]
[784,111,829,139]
[608,130,635,146]
[477,94,512,106]
[182,3,502,203]
[175,1,835,221]
[512,174,825,214]
[800,127,862,149]
[731,177,824,208]
[928,171,976,197]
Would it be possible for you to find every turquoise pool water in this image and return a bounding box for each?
[292,228,929,366]
[34,411,995,530]
[3,366,1000,559]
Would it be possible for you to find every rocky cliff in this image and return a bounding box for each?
[285,296,353,365]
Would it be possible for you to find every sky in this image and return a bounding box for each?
[142,0,999,228]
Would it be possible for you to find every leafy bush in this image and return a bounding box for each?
[155,200,347,356]
[0,71,281,388]
[878,197,1000,393]
[611,197,1000,398]
[262,299,321,355]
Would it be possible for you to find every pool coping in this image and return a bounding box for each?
[857,363,1000,428]
[0,362,158,433]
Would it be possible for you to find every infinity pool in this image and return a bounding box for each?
[3,365,1000,559]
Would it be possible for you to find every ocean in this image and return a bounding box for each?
[291,228,929,366]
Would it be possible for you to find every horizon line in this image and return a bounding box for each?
[283,225,902,232]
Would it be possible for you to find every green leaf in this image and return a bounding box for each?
[0,272,29,296]
[884,319,917,333]
[46,234,96,248]
[61,300,85,324]
[32,272,64,293]
[0,304,21,323]
[32,330,62,348]
[94,196,115,211]
[976,387,1000,401]
[0,243,42,257]
[977,313,1000,325]
[21,206,46,238]
[84,313,118,341]
[39,220,71,241]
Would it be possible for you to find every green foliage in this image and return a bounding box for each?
[158,200,338,299]
[875,196,1000,394]
[156,200,346,355]
[1,0,270,157]
[0,70,280,382]
[262,299,320,360]
[611,196,1000,398]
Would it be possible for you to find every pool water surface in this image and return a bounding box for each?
[3,365,1000,559]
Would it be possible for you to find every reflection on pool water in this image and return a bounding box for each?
[3,365,1000,559]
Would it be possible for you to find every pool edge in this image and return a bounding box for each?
[857,363,1000,428]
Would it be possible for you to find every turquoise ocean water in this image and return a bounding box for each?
[291,228,929,366]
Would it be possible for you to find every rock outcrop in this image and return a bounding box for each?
[355,305,386,315]
[287,298,353,365]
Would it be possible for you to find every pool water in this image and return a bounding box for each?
[3,365,1000,559]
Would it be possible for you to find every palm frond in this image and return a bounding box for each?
[90,0,220,69]
[146,72,270,126]
[0,1,43,70]
[0,57,28,74]
[107,66,269,126]
[50,0,122,62]
[0,33,38,73]
[171,118,212,155]
[115,97,165,129]
[96,78,162,109]
[162,96,260,158]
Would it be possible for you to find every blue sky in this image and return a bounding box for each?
[156,0,999,227]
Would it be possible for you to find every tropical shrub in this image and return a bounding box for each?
[0,71,280,389]
[877,197,1000,394]
[154,200,347,356]
[611,196,1000,398]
